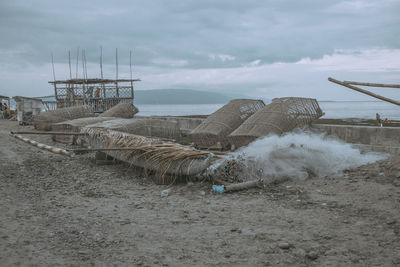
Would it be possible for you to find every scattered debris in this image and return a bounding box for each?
[160,188,171,197]
[278,242,291,249]
[306,250,319,260]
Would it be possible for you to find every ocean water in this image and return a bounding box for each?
[136,101,400,120]
[8,99,399,120]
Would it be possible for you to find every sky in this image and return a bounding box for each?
[0,0,399,101]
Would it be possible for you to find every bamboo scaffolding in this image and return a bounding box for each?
[328,77,400,106]
[344,81,400,88]
[12,134,72,157]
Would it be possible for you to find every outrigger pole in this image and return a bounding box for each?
[328,77,400,106]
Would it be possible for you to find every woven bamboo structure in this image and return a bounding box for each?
[83,128,216,184]
[228,97,323,147]
[33,105,94,130]
[190,99,265,148]
[100,102,138,118]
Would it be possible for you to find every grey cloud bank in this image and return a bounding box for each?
[0,0,399,100]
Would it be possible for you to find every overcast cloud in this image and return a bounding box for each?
[0,0,399,100]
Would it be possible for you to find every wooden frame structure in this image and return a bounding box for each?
[48,78,140,113]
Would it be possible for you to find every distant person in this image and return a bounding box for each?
[376,113,382,127]
[3,103,8,117]
[95,88,101,98]
[383,118,389,125]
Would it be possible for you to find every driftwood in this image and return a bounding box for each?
[343,81,400,88]
[328,77,400,106]
[12,134,72,157]
[10,131,87,136]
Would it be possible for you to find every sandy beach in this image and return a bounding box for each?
[1,119,400,266]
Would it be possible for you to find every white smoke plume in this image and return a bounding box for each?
[211,132,388,181]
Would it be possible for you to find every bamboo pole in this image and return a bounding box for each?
[115,48,119,98]
[100,46,106,98]
[51,53,56,81]
[344,81,400,88]
[68,147,140,152]
[83,49,88,80]
[130,50,134,99]
[224,179,262,192]
[328,77,400,106]
[82,50,86,104]
[12,134,72,157]
[68,50,72,79]
[10,131,87,136]
[76,46,80,79]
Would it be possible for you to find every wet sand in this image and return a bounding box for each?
[1,119,400,266]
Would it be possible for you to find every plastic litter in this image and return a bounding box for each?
[212,185,225,194]
[161,188,171,197]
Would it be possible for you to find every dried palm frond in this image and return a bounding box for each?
[83,127,217,184]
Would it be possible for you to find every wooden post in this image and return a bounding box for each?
[328,77,400,106]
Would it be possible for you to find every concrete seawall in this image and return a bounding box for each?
[91,116,400,155]
[313,124,400,155]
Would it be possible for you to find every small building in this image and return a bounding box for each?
[13,96,43,125]
[49,78,140,113]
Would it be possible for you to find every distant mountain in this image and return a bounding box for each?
[134,89,233,104]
